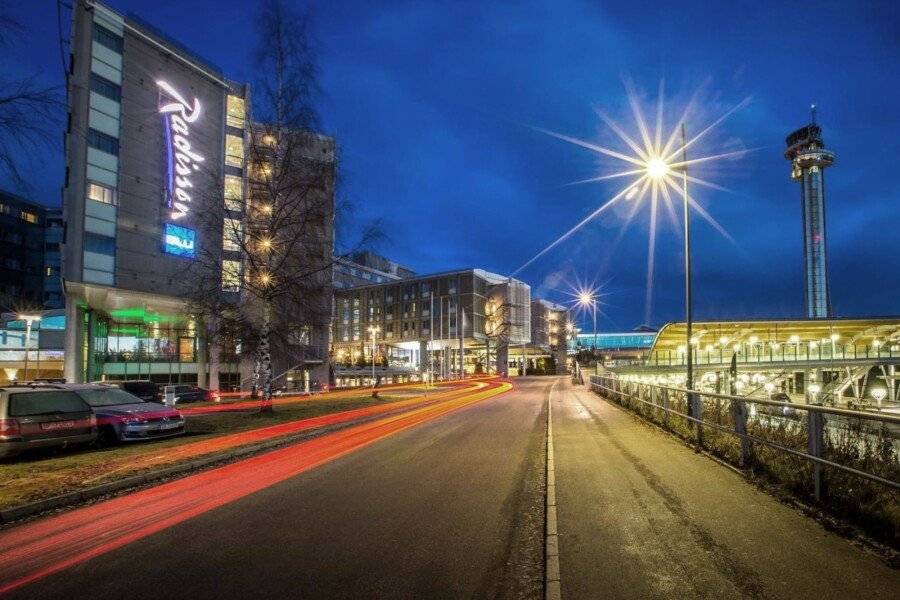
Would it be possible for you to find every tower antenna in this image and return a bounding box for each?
[810,104,817,126]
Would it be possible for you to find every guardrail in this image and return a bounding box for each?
[589,374,900,540]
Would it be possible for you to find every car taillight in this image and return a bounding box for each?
[0,418,21,437]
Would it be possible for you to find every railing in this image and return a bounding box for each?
[646,343,900,368]
[589,374,900,540]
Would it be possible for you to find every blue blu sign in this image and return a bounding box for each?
[163,223,196,258]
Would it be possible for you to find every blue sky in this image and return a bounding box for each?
[7,0,900,331]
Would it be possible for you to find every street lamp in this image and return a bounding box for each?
[870,387,887,407]
[367,325,380,389]
[577,290,598,365]
[17,313,41,381]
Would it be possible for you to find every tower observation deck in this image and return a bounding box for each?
[785,107,834,319]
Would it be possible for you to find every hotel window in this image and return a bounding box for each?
[225,134,244,167]
[84,232,115,255]
[223,218,243,251]
[92,24,123,53]
[19,210,38,224]
[226,95,246,129]
[221,260,242,292]
[87,181,116,205]
[224,175,243,212]
[89,74,121,102]
[87,128,119,155]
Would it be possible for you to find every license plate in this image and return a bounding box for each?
[160,421,181,430]
[41,420,75,431]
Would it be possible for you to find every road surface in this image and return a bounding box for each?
[1,378,547,599]
[2,376,898,599]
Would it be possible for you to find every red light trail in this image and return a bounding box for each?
[0,379,511,595]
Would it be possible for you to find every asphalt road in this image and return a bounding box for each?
[7,378,550,600]
[552,378,900,599]
[6,376,900,599]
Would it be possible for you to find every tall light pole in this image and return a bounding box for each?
[367,325,380,388]
[680,124,695,416]
[577,290,597,366]
[18,314,41,381]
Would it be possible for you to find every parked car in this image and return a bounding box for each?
[70,385,185,443]
[98,380,161,403]
[170,385,211,404]
[0,386,97,458]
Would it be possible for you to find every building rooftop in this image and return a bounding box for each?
[649,316,900,355]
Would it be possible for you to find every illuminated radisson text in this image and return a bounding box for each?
[157,80,204,220]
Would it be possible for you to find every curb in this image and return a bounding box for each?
[545,380,562,600]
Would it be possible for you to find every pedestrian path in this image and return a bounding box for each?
[551,379,900,600]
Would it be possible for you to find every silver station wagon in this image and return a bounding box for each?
[0,386,97,458]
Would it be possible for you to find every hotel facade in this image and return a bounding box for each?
[331,268,535,386]
[61,1,333,389]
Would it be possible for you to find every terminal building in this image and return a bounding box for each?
[60,1,333,389]
[608,317,900,408]
[570,329,657,364]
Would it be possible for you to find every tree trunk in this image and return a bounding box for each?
[260,302,274,412]
[251,352,261,399]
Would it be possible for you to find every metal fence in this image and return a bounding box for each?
[589,374,900,507]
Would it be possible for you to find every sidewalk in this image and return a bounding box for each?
[551,379,900,599]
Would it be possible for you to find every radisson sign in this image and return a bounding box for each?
[157,80,204,221]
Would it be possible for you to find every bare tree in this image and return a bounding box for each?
[0,11,63,191]
[184,0,380,410]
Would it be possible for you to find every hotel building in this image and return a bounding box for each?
[61,1,333,389]
[331,268,532,386]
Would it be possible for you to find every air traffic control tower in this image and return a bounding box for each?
[785,107,835,319]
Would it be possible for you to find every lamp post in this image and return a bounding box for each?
[18,314,41,381]
[577,291,598,368]
[679,124,695,420]
[367,325,380,388]
[870,387,887,408]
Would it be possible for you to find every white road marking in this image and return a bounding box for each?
[546,379,562,600]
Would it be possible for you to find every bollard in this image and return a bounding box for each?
[807,409,825,502]
[730,399,752,467]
